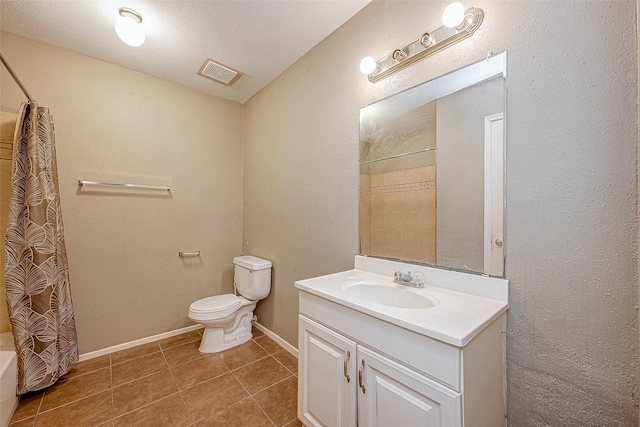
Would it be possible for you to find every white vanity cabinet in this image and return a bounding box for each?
[298,315,461,427]
[296,283,507,425]
[296,257,508,427]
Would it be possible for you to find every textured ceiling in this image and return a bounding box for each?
[0,0,370,104]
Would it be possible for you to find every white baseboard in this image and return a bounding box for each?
[79,322,297,362]
[78,324,204,362]
[252,321,298,357]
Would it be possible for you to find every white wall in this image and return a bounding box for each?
[243,1,638,424]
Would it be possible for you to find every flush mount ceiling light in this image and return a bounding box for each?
[360,3,483,83]
[115,7,145,47]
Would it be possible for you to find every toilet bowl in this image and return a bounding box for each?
[188,255,272,353]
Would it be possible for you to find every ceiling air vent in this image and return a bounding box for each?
[197,59,242,86]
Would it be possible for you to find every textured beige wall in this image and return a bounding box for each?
[0,32,243,353]
[243,1,637,425]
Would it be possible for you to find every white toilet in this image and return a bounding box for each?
[188,255,272,353]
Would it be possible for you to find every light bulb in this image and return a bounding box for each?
[442,2,465,28]
[115,8,145,47]
[360,57,377,75]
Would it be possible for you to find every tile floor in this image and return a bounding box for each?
[9,327,302,427]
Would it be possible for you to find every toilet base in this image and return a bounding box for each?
[197,303,256,353]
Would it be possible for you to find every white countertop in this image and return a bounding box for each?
[295,258,509,347]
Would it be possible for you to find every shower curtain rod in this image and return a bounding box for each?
[0,51,34,101]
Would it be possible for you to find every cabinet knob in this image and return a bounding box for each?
[343,351,351,383]
[358,360,366,393]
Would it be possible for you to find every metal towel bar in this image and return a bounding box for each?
[78,180,170,191]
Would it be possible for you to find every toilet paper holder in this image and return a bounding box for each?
[179,251,200,257]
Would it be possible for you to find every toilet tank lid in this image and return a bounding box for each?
[233,255,272,270]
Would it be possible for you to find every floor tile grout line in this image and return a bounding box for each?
[64,360,111,381]
[157,336,201,353]
[251,374,299,427]
[229,367,253,396]
[32,386,113,417]
[7,392,43,425]
[227,352,272,372]
[111,346,163,367]
[271,353,296,377]
[253,337,271,354]
[33,391,45,426]
[112,365,173,389]
[163,348,221,373]
[227,369,277,427]
[230,356,293,396]
[249,374,296,398]
[249,377,296,427]
[233,356,299,426]
[252,336,285,357]
[112,334,203,365]
[159,342,197,426]
[109,353,115,424]
[36,364,112,404]
[112,391,183,421]
[252,396,278,427]
[224,337,298,425]
[175,368,230,394]
[112,340,196,387]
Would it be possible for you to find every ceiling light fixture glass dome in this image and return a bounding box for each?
[115,7,145,47]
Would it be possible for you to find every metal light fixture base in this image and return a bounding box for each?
[367,7,483,83]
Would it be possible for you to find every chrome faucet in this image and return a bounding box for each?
[393,269,425,288]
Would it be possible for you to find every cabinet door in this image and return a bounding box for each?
[298,315,357,427]
[357,346,461,427]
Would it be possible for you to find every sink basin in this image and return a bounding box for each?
[341,281,437,309]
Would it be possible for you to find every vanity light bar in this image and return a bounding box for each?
[366,7,483,83]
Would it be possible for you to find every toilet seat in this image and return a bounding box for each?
[188,294,247,321]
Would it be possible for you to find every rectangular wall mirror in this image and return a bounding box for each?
[359,51,507,276]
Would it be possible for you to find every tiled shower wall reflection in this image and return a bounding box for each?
[360,166,436,264]
[1,112,17,332]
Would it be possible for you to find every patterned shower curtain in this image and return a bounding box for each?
[4,101,78,394]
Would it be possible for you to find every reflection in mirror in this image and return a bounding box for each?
[359,52,506,276]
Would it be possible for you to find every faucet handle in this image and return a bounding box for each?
[411,272,425,287]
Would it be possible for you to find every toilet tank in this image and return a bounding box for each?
[233,255,272,301]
